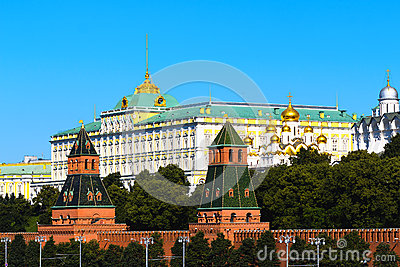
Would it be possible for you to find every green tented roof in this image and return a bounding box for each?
[199,165,258,209]
[138,104,356,125]
[69,126,98,156]
[0,163,51,176]
[114,93,179,110]
[211,121,246,146]
[53,121,101,138]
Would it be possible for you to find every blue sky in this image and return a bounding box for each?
[1,0,400,162]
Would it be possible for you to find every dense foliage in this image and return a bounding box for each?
[256,147,400,229]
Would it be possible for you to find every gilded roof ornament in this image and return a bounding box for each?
[281,92,300,122]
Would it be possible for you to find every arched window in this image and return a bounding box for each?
[91,159,96,170]
[230,213,236,222]
[85,159,89,169]
[238,149,243,162]
[229,149,233,162]
[246,213,252,222]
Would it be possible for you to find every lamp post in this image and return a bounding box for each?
[309,237,325,267]
[35,236,47,267]
[140,237,153,267]
[1,237,10,267]
[178,236,189,267]
[278,235,295,267]
[75,236,86,267]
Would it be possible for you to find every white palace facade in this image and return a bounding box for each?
[353,71,400,153]
[50,69,356,186]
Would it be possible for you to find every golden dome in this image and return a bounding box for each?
[304,125,313,133]
[281,94,300,122]
[316,134,327,144]
[244,136,253,146]
[266,125,276,133]
[282,124,291,132]
[270,134,280,143]
[134,71,160,94]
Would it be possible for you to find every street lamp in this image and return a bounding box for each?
[35,236,47,267]
[140,237,153,267]
[309,237,325,267]
[1,237,10,267]
[279,235,296,267]
[178,236,189,267]
[75,235,86,267]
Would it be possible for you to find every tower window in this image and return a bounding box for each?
[229,149,233,162]
[75,160,78,170]
[244,188,250,198]
[238,149,243,162]
[85,159,89,170]
[229,188,234,198]
[91,159,96,170]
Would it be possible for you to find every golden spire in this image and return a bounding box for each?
[317,122,327,144]
[134,34,160,95]
[387,69,390,87]
[266,114,276,133]
[79,120,84,128]
[145,33,149,79]
[244,124,253,146]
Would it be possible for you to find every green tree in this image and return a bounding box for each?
[102,172,123,189]
[9,234,26,267]
[373,242,399,266]
[56,239,79,266]
[207,233,233,266]
[120,242,145,266]
[340,231,370,266]
[33,185,59,224]
[381,134,400,159]
[231,238,257,266]
[82,239,104,267]
[149,232,166,267]
[255,231,279,266]
[107,184,129,223]
[170,238,183,267]
[124,168,197,230]
[26,240,40,266]
[103,244,123,266]
[290,147,331,165]
[43,236,57,266]
[186,231,210,267]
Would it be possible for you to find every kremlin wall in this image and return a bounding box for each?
[0,121,400,266]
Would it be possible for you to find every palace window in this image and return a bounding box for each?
[0,185,3,193]
[332,137,338,152]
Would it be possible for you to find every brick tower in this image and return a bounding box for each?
[38,124,126,242]
[189,121,269,245]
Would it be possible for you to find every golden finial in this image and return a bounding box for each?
[387,69,390,87]
[287,92,293,104]
[79,120,84,128]
[145,34,149,79]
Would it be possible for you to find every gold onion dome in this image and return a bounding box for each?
[266,125,276,133]
[282,124,291,132]
[316,134,327,144]
[304,125,313,133]
[270,134,280,143]
[244,136,253,146]
[281,94,300,122]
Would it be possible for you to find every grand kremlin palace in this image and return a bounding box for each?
[50,69,356,187]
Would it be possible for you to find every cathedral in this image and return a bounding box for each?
[353,71,400,153]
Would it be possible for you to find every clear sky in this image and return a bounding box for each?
[1,0,400,162]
